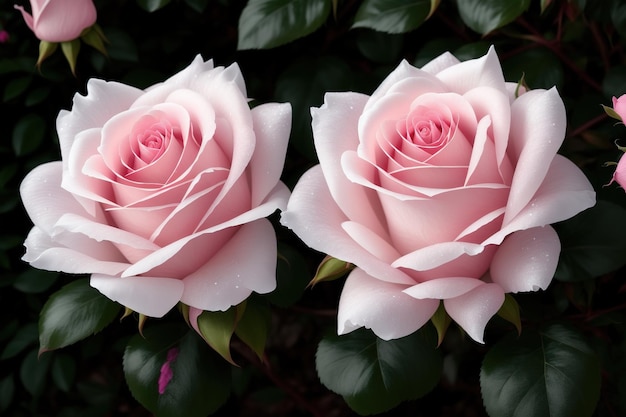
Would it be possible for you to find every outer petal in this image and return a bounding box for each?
[392,242,484,271]
[57,79,143,164]
[483,155,595,246]
[280,165,413,285]
[90,275,184,317]
[444,283,505,343]
[249,102,291,206]
[503,87,566,224]
[420,51,461,75]
[180,219,277,311]
[14,6,35,32]
[23,227,129,275]
[313,92,387,237]
[338,268,439,340]
[435,46,507,95]
[403,277,483,299]
[490,226,560,293]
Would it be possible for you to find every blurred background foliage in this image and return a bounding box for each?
[1,0,626,416]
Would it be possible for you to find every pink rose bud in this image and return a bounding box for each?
[14,0,97,43]
[612,153,626,189]
[613,94,626,122]
[0,30,9,43]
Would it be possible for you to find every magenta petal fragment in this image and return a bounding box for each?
[490,226,560,293]
[444,283,505,343]
[90,275,184,317]
[158,347,179,395]
[338,268,439,340]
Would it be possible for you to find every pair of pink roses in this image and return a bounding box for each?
[20,48,595,343]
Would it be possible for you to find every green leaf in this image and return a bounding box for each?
[355,30,404,64]
[196,308,238,365]
[352,0,432,34]
[13,269,59,294]
[554,201,626,282]
[51,353,76,392]
[316,327,442,414]
[39,279,121,353]
[12,113,46,156]
[455,0,531,35]
[136,0,172,12]
[481,323,601,417]
[238,0,331,50]
[124,324,231,417]
[235,298,271,360]
[20,349,52,397]
[602,104,622,121]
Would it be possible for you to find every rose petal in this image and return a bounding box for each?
[313,92,388,237]
[249,102,292,206]
[338,268,439,340]
[420,51,461,75]
[341,221,400,264]
[435,46,507,95]
[483,155,595,246]
[490,226,560,292]
[392,241,484,271]
[504,87,566,223]
[444,283,505,343]
[403,277,483,299]
[90,275,184,317]
[123,182,290,277]
[180,219,277,311]
[23,227,130,275]
[280,165,413,285]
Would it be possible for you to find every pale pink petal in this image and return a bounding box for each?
[20,162,87,234]
[365,61,428,110]
[338,268,439,340]
[464,116,501,186]
[444,283,505,343]
[341,221,400,264]
[134,56,216,106]
[280,165,413,285]
[14,6,35,32]
[463,86,512,180]
[313,92,388,237]
[58,79,143,164]
[28,0,96,42]
[490,226,560,293]
[249,102,292,206]
[504,87,567,223]
[403,277,483,299]
[392,241,484,271]
[90,275,184,317]
[123,182,289,277]
[484,155,595,246]
[420,51,461,75]
[435,46,507,95]
[180,219,277,311]
[23,227,130,275]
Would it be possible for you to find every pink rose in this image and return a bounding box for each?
[20,56,291,317]
[15,0,97,43]
[281,47,595,343]
[612,94,626,122]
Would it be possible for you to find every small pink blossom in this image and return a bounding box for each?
[612,94,626,122]
[0,30,9,43]
[14,0,97,43]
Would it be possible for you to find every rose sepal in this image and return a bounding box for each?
[310,256,354,287]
